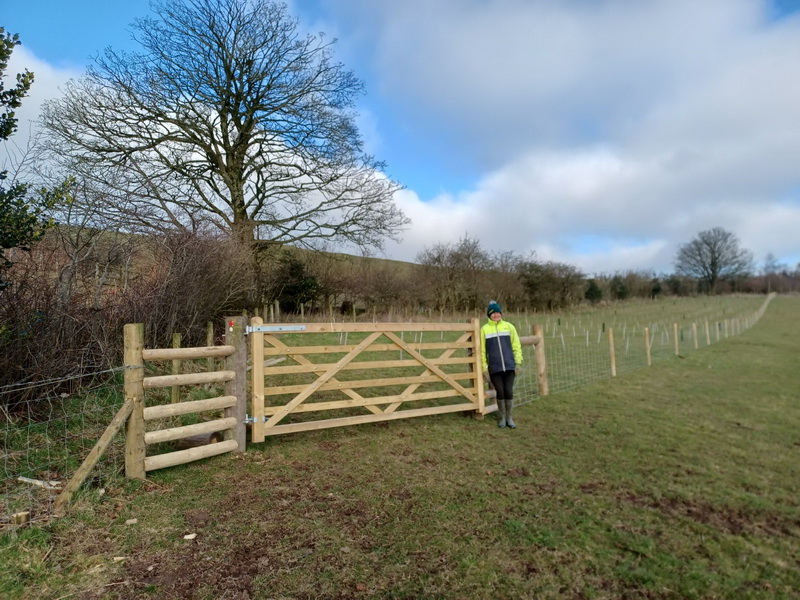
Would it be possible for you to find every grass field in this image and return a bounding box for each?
[2,296,799,599]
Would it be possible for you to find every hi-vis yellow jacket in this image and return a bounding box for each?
[480,318,523,374]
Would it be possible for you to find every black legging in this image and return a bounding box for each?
[489,370,516,401]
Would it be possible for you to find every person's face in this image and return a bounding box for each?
[490,311,502,322]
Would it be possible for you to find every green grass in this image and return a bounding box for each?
[3,295,799,599]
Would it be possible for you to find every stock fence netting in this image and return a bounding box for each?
[511,294,773,408]
[1,369,127,526]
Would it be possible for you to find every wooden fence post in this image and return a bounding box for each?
[171,333,181,404]
[207,321,215,371]
[645,327,652,366]
[692,323,698,349]
[608,327,617,377]
[124,323,146,479]
[533,324,548,396]
[673,323,679,356]
[224,316,247,451]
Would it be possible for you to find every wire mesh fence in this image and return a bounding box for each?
[512,294,773,407]
[1,369,127,527]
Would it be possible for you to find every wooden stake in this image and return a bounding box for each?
[171,333,181,404]
[55,399,133,516]
[608,328,616,377]
[206,321,215,373]
[645,327,652,366]
[533,324,548,396]
[673,323,679,356]
[470,318,485,415]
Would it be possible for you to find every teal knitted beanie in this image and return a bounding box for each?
[487,301,502,317]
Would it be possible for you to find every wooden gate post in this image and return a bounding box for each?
[224,316,247,450]
[533,324,549,396]
[124,323,146,479]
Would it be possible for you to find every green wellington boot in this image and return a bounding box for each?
[497,398,507,428]
[505,398,516,429]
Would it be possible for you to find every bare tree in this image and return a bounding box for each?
[416,235,491,312]
[40,0,407,252]
[518,260,584,311]
[674,227,753,293]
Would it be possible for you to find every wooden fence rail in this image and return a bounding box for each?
[123,317,247,479]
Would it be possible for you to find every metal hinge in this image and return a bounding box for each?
[244,414,268,424]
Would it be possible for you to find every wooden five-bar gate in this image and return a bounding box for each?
[248,318,488,442]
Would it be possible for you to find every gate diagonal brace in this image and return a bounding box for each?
[383,331,477,403]
[260,332,377,415]
[261,331,383,431]
[384,334,468,414]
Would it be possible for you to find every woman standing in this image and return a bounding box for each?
[480,300,523,428]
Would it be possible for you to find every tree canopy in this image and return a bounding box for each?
[674,227,753,293]
[41,0,407,251]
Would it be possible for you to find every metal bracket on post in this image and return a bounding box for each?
[244,414,268,424]
[245,325,307,334]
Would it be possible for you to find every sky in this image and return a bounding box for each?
[3,0,800,276]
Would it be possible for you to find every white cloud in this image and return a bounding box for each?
[2,45,80,170]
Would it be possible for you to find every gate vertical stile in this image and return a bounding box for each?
[472,317,486,415]
[250,316,266,443]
